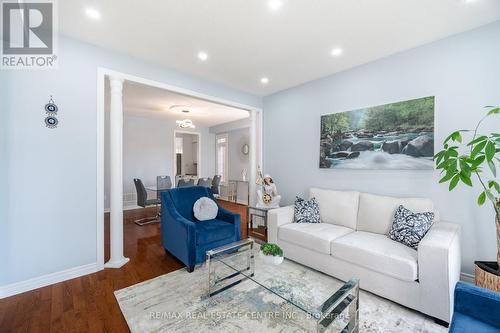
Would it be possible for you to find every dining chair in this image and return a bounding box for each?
[177,178,195,187]
[133,178,160,226]
[197,177,212,187]
[211,175,222,195]
[156,175,172,199]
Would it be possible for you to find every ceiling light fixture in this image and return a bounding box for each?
[260,77,269,84]
[268,0,282,11]
[197,51,208,61]
[176,119,196,129]
[330,47,343,57]
[85,7,101,20]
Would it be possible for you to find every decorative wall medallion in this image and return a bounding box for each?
[45,116,58,129]
[45,96,58,115]
[44,96,59,128]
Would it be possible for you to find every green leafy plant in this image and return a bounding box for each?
[435,106,500,269]
[260,243,283,257]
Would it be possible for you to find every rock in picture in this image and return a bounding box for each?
[320,96,435,170]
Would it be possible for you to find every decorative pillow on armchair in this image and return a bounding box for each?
[389,205,434,249]
[294,196,321,223]
[193,197,218,221]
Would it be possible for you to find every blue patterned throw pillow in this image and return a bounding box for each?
[294,196,321,223]
[389,205,434,249]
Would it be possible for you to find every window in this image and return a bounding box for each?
[216,134,228,183]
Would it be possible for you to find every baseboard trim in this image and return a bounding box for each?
[0,263,99,299]
[460,272,475,284]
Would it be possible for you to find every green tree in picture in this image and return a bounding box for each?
[435,106,500,269]
[321,112,349,140]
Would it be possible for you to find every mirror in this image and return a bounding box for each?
[175,132,199,178]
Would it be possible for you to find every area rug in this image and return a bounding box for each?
[115,254,446,333]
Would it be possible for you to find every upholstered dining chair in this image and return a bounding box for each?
[133,178,160,226]
[211,175,222,195]
[160,186,240,272]
[196,177,212,188]
[177,178,195,187]
[156,175,172,199]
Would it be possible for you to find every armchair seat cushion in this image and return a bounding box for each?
[195,219,235,245]
[331,231,418,281]
[450,313,500,333]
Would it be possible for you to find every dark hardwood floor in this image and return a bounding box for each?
[0,201,247,333]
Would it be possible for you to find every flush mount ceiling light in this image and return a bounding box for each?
[176,119,196,129]
[268,0,282,11]
[169,105,191,114]
[85,7,101,20]
[330,47,343,57]
[197,51,208,61]
[260,77,269,84]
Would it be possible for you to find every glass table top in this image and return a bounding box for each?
[211,241,358,320]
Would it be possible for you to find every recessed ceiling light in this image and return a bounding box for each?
[268,0,282,11]
[85,7,101,20]
[463,0,478,3]
[197,51,208,61]
[330,47,343,57]
[260,77,269,84]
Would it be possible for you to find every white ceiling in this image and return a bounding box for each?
[61,0,500,96]
[105,79,249,127]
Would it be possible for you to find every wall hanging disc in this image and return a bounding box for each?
[45,116,58,129]
[45,102,58,115]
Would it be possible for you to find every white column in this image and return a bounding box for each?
[249,110,257,206]
[105,77,129,268]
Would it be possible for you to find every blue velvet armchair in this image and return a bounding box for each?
[449,282,500,332]
[160,186,240,272]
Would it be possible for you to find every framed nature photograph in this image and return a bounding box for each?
[319,96,435,170]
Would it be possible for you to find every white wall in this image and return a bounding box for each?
[0,35,260,288]
[103,115,214,209]
[263,22,500,275]
[228,128,250,181]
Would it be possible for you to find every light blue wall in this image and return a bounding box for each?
[0,36,260,286]
[263,22,500,274]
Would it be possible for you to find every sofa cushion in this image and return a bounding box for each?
[195,219,235,245]
[357,192,434,235]
[294,196,321,223]
[279,223,354,255]
[389,205,434,249]
[331,231,418,281]
[309,188,359,229]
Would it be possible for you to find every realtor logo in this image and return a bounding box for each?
[1,0,58,69]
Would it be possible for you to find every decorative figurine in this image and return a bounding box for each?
[256,167,281,209]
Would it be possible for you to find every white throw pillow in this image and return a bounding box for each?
[193,197,218,221]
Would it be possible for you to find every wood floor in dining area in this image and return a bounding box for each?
[0,201,247,333]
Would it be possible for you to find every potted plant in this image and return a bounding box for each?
[435,105,500,291]
[260,243,284,265]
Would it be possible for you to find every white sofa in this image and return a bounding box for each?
[267,188,461,322]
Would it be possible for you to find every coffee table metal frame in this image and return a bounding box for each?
[206,238,359,333]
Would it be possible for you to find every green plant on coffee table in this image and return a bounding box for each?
[260,243,283,257]
[434,106,500,269]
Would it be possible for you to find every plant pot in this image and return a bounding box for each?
[260,251,284,265]
[475,261,500,292]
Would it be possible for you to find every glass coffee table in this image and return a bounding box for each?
[206,238,359,333]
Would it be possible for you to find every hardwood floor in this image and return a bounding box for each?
[0,202,247,333]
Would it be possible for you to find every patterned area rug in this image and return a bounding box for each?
[115,254,446,333]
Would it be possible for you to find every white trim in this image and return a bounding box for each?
[460,272,475,284]
[96,68,105,270]
[0,263,98,299]
[173,130,202,182]
[96,67,263,274]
